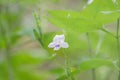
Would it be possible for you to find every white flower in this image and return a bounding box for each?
[87,0,93,4]
[48,34,69,50]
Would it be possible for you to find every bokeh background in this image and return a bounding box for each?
[0,0,119,80]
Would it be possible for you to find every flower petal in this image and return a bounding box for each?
[87,0,93,4]
[61,42,69,48]
[48,42,55,48]
[54,46,61,50]
[48,34,69,50]
[53,34,65,41]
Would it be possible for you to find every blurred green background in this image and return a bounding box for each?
[0,0,120,80]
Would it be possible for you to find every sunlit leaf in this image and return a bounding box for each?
[48,0,120,35]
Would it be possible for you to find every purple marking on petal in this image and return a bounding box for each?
[55,44,60,48]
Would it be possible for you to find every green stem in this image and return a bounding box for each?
[33,11,44,47]
[101,28,116,38]
[92,69,96,80]
[3,0,14,79]
[1,24,14,80]
[5,41,14,80]
[116,19,120,80]
[64,49,75,80]
[86,33,96,80]
[86,33,92,56]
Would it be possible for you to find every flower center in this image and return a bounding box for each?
[55,44,60,47]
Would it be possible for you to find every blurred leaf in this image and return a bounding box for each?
[0,51,49,80]
[99,33,118,58]
[33,29,41,41]
[0,62,9,80]
[47,0,120,35]
[11,51,48,68]
[0,37,6,49]
[15,70,46,80]
[77,59,115,71]
[10,28,22,45]
[81,0,120,24]
[48,10,100,35]
[52,0,60,3]
[42,32,56,49]
[50,68,65,76]
[57,58,116,80]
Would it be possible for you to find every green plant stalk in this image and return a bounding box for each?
[101,28,116,38]
[1,24,14,80]
[86,33,96,80]
[33,11,42,38]
[95,34,105,55]
[64,49,75,80]
[33,11,44,47]
[5,40,14,80]
[4,0,14,79]
[116,19,120,80]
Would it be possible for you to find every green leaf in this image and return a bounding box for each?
[0,62,9,80]
[50,68,65,76]
[11,51,48,68]
[48,10,101,35]
[77,59,115,71]
[47,0,120,35]
[33,29,41,42]
[57,58,116,80]
[15,70,45,80]
[0,37,6,49]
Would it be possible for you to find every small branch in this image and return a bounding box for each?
[95,33,105,54]
[86,33,93,56]
[5,41,14,80]
[101,28,116,38]
[116,19,120,80]
[64,49,75,80]
[86,33,96,80]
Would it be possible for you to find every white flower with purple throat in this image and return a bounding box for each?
[48,34,69,50]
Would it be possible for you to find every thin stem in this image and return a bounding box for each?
[64,49,75,80]
[1,23,14,80]
[5,41,14,80]
[92,69,96,80]
[86,33,96,80]
[64,51,70,79]
[33,11,44,47]
[95,35,104,55]
[86,33,93,56]
[101,28,116,38]
[33,11,42,38]
[3,0,15,79]
[116,19,120,80]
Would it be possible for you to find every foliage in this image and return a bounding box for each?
[0,0,120,80]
